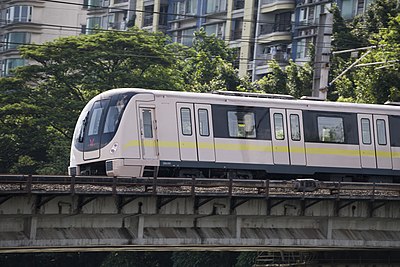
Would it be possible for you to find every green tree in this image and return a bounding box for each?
[330,0,400,103]
[253,60,312,98]
[1,27,246,174]
[180,28,242,92]
[1,28,184,174]
[101,252,172,267]
[172,251,237,267]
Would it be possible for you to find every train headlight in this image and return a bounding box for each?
[110,142,119,154]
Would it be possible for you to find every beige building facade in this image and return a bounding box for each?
[0,0,86,76]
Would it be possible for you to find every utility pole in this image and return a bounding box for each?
[312,13,333,100]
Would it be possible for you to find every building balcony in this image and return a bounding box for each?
[258,23,292,43]
[260,0,295,13]
[109,21,127,30]
[251,52,289,75]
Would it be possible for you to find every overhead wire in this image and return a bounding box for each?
[0,40,325,64]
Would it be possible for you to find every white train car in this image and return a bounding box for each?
[68,88,400,182]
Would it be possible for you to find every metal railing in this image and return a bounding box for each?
[1,175,399,200]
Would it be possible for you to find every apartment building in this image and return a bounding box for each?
[0,0,370,78]
[0,0,86,76]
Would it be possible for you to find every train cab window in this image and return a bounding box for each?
[376,119,387,145]
[228,111,256,138]
[317,116,344,143]
[361,118,371,145]
[142,109,153,138]
[290,114,301,141]
[198,109,210,136]
[180,108,192,136]
[88,101,106,136]
[274,113,285,140]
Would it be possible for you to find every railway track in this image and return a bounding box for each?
[0,175,400,200]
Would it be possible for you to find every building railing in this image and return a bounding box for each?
[255,52,289,66]
[259,23,291,35]
[262,0,294,5]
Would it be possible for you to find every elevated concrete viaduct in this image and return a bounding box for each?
[0,176,400,252]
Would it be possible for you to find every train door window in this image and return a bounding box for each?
[142,109,153,138]
[361,118,371,145]
[317,116,344,143]
[290,114,301,141]
[274,113,285,140]
[198,109,209,136]
[376,119,387,145]
[228,111,256,138]
[180,108,192,136]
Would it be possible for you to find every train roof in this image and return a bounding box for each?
[94,88,400,115]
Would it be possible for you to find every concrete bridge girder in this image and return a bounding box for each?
[0,194,400,250]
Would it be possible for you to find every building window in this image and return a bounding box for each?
[3,32,31,51]
[317,116,344,143]
[232,18,243,40]
[186,0,197,15]
[144,5,153,27]
[182,28,196,46]
[6,6,32,24]
[206,0,226,14]
[1,58,26,76]
[233,0,245,10]
[159,5,168,26]
[204,23,224,38]
[274,12,292,32]
[228,111,256,138]
[86,17,101,33]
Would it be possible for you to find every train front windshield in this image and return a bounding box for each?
[75,92,134,152]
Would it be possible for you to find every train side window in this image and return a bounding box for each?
[317,116,344,143]
[290,114,301,141]
[198,109,209,136]
[274,113,285,140]
[228,111,256,138]
[376,119,387,145]
[361,118,371,145]
[180,108,192,136]
[142,109,153,138]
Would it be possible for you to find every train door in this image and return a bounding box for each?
[138,107,158,159]
[357,114,376,169]
[287,110,306,165]
[270,108,290,165]
[195,104,215,162]
[373,115,392,169]
[177,103,198,161]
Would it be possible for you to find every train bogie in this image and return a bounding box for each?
[69,88,400,182]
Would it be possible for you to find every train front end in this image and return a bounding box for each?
[68,89,140,177]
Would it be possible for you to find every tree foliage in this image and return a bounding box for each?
[254,60,312,98]
[330,0,400,103]
[0,28,243,174]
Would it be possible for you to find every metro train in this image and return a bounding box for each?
[68,88,400,182]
